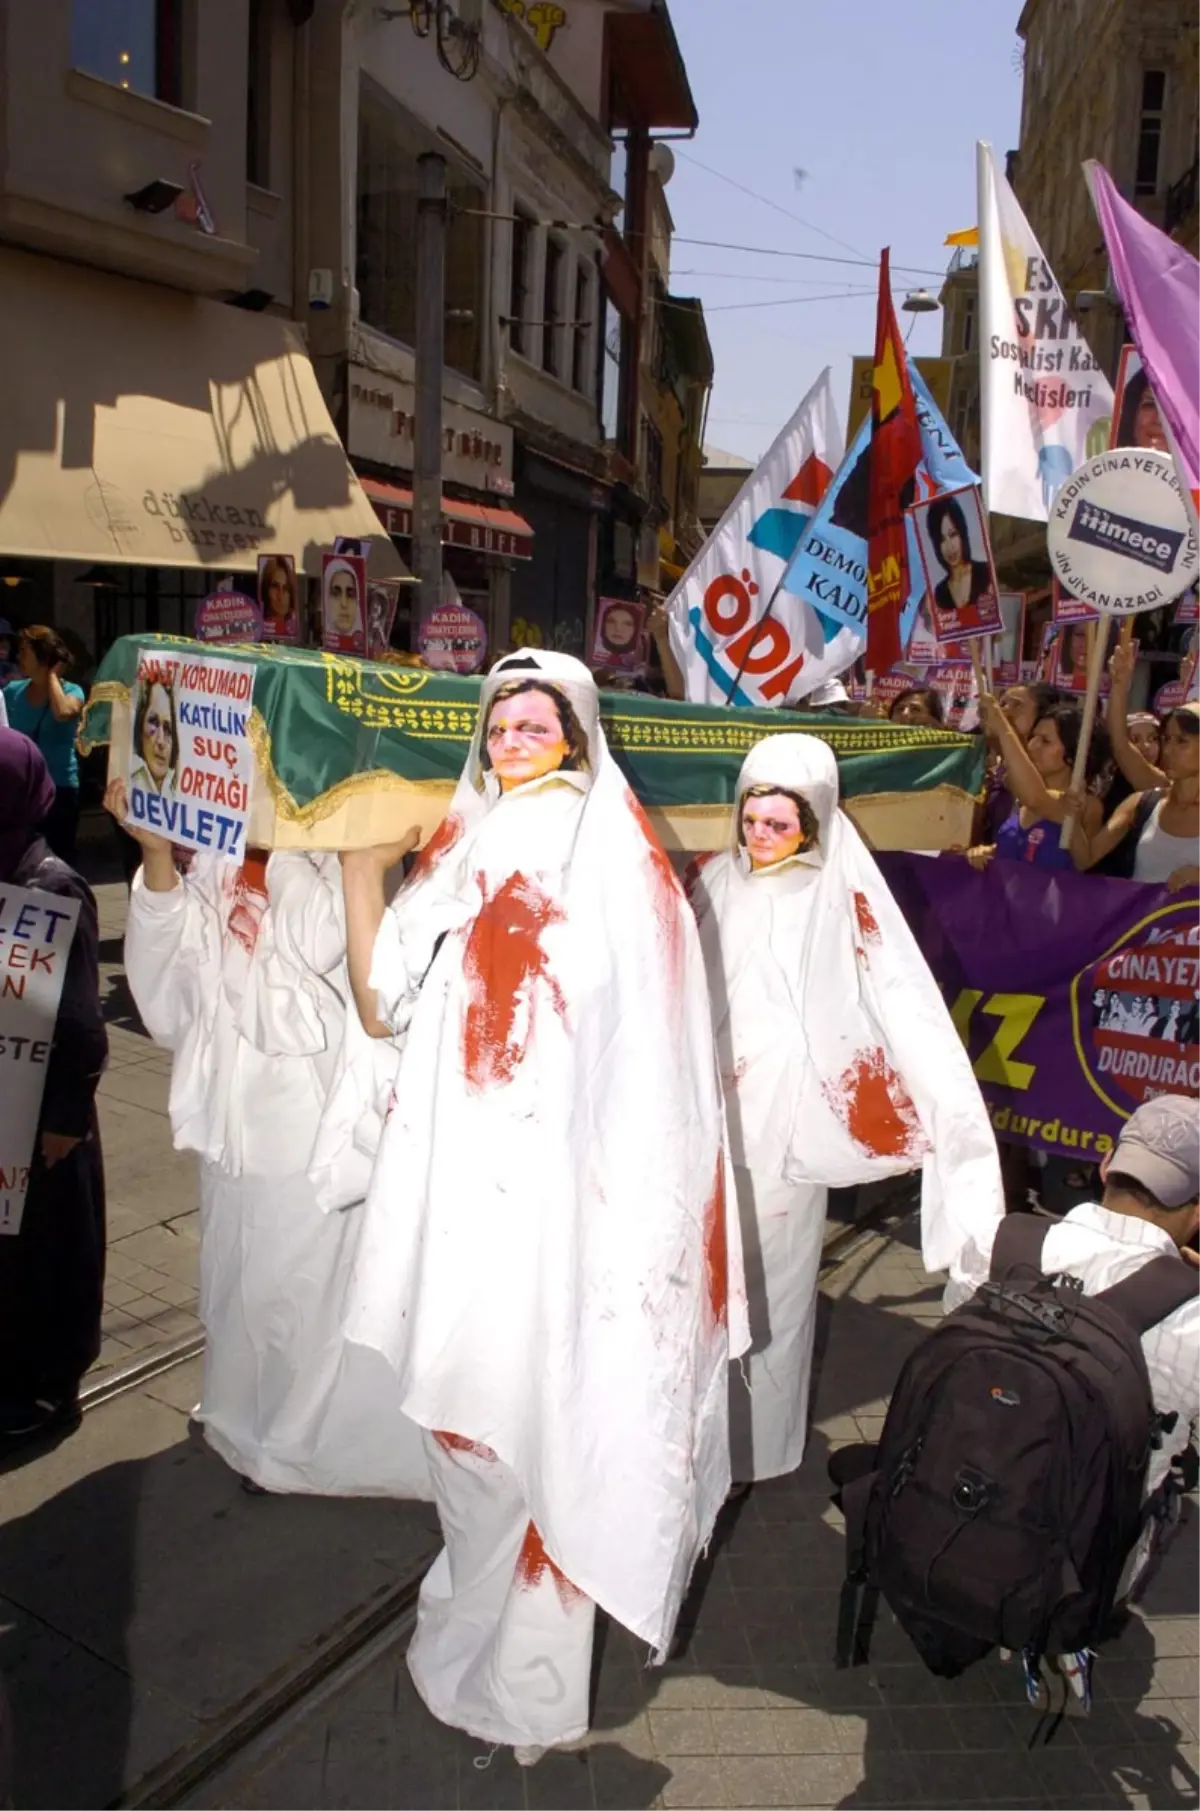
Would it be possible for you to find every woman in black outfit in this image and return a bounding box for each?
[0,728,108,1442]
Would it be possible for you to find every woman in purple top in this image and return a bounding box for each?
[967,696,1108,872]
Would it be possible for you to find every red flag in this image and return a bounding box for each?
[866,250,922,672]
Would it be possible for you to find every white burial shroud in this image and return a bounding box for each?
[343,651,748,1659]
[689,734,1004,1278]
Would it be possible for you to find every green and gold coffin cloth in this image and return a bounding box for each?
[82,636,985,853]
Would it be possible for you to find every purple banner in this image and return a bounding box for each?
[880,853,1200,1160]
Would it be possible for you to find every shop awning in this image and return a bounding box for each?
[362,477,535,561]
[0,246,407,579]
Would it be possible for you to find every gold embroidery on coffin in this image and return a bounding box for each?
[599,710,970,760]
[323,657,478,741]
[78,680,130,755]
[246,710,453,829]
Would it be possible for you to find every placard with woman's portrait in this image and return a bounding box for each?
[909,484,1002,644]
[258,554,301,644]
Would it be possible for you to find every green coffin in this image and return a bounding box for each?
[81,635,984,852]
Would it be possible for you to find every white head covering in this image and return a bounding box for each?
[323,557,363,632]
[344,649,747,1658]
[690,733,1003,1277]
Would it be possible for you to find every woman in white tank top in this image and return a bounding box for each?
[1082,646,1198,889]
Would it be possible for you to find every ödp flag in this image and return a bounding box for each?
[778,363,978,655]
[866,249,924,672]
[1085,159,1200,518]
[977,141,1113,521]
[665,370,846,707]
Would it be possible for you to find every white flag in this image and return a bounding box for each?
[977,140,1113,521]
[666,369,849,706]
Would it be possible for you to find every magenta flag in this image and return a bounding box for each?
[1085,160,1199,508]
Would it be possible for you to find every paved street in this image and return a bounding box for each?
[189,1218,1200,1811]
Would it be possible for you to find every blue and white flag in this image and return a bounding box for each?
[777,365,979,659]
[665,370,847,706]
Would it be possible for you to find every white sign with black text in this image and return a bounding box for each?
[0,886,81,1235]
[1047,448,1198,614]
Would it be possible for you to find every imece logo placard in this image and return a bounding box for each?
[1066,500,1185,576]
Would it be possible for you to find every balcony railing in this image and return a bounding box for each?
[1165,156,1199,235]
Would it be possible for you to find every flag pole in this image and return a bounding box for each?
[1059,615,1110,853]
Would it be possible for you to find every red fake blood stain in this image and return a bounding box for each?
[226,848,270,958]
[626,790,685,973]
[409,812,463,886]
[703,1155,729,1332]
[433,1429,496,1462]
[853,890,881,947]
[515,1521,583,1606]
[461,872,566,1090]
[831,1049,923,1160]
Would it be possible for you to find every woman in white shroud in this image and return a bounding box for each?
[688,734,1003,1485]
[339,651,747,1765]
[107,780,427,1497]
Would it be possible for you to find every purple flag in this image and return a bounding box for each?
[1086,159,1199,510]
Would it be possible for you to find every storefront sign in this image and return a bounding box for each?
[0,886,80,1235]
[128,650,255,859]
[348,366,514,496]
[371,496,532,561]
[1047,449,1198,613]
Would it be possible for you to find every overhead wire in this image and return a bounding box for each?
[671,234,945,279]
[673,146,872,263]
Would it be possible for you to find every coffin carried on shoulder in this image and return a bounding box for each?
[81,636,984,853]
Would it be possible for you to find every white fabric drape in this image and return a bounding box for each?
[342,651,748,1662]
[124,851,430,1496]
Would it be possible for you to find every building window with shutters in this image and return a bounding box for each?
[509,206,534,358]
[1135,70,1166,197]
[571,262,593,395]
[542,236,564,377]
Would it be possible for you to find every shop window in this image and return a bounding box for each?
[71,0,182,106]
[246,0,272,187]
[357,80,484,381]
[542,236,564,377]
[92,567,217,664]
[571,262,592,395]
[1135,70,1166,196]
[509,205,534,357]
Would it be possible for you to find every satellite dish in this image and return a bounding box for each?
[648,143,675,186]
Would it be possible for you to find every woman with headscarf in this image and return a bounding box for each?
[105,780,427,1496]
[338,651,747,1764]
[0,730,107,1442]
[687,733,1003,1484]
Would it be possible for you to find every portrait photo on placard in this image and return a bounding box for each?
[590,597,648,675]
[321,552,367,655]
[909,485,1002,643]
[1110,345,1169,453]
[1047,617,1120,696]
[258,554,301,643]
[992,591,1027,684]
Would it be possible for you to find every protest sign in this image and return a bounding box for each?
[1047,448,1198,615]
[258,554,302,644]
[592,598,647,675]
[1047,618,1118,697]
[1175,585,1199,626]
[127,649,254,859]
[0,886,81,1234]
[418,600,487,674]
[925,662,980,729]
[366,581,402,659]
[321,552,367,655]
[195,589,261,644]
[908,484,1001,645]
[1052,579,1099,624]
[880,853,1199,1161]
[992,591,1026,685]
[977,141,1112,521]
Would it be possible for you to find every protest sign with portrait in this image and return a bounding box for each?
[258,554,301,644]
[591,597,648,675]
[127,649,255,859]
[321,552,367,655]
[909,485,1002,644]
[0,887,80,1235]
[1110,345,1170,455]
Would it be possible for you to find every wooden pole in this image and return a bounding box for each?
[1059,613,1111,852]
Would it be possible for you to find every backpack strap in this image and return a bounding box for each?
[988,1213,1052,1282]
[1095,1252,1200,1337]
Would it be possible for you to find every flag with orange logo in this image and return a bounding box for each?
[866,250,924,672]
